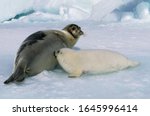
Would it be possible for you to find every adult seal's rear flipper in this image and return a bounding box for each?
[4,67,26,84]
[4,74,15,84]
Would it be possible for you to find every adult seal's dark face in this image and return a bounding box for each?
[63,24,84,39]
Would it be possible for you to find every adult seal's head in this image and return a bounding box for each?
[60,24,84,48]
[63,24,84,39]
[4,24,84,84]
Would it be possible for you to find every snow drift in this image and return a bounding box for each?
[1,0,150,23]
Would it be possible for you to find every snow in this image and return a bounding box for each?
[121,12,134,21]
[135,1,150,19]
[0,0,34,22]
[0,0,98,23]
[90,0,124,22]
[0,0,150,99]
[0,21,150,99]
[2,0,150,23]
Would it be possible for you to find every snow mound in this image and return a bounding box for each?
[135,1,150,19]
[0,0,95,23]
[1,0,150,23]
[0,0,34,23]
[90,0,124,22]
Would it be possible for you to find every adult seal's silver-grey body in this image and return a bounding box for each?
[4,24,84,84]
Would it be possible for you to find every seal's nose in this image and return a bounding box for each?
[80,30,84,35]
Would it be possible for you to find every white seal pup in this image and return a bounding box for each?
[55,48,139,77]
[4,24,84,84]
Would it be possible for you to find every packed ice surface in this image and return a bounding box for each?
[1,0,150,23]
[0,0,99,22]
[0,21,150,99]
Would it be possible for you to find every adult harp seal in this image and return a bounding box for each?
[4,24,84,84]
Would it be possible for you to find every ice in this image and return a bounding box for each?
[0,0,95,23]
[135,1,150,19]
[101,11,120,23]
[121,12,134,21]
[1,0,150,23]
[90,0,124,22]
[0,0,34,22]
[10,12,62,23]
[33,0,92,20]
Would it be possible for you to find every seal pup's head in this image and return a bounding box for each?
[63,24,84,39]
[54,48,75,58]
[54,48,76,65]
[54,48,77,75]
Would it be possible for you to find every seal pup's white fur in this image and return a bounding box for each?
[55,48,139,77]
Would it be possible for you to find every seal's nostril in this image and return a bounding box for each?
[80,30,84,35]
[57,50,60,53]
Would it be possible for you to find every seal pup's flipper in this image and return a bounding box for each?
[4,67,26,84]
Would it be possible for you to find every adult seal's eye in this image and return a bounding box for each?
[72,27,76,30]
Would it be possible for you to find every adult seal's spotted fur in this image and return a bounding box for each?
[4,24,84,84]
